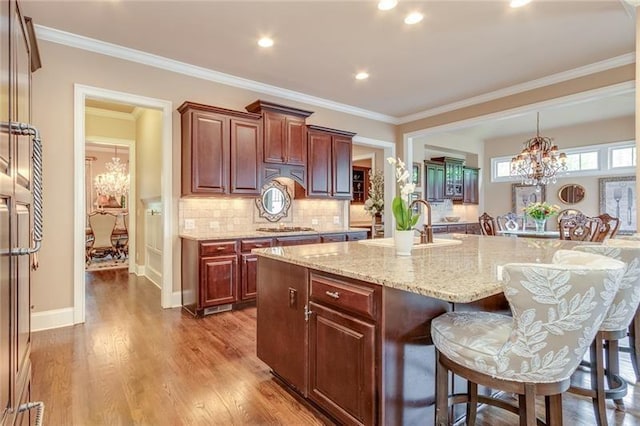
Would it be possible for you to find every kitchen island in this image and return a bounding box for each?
[254,234,581,425]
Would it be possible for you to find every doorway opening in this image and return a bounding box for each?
[74,84,174,324]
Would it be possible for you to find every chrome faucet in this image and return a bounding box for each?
[409,199,433,244]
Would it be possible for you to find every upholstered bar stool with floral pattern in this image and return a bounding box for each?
[431,250,625,426]
[568,240,640,426]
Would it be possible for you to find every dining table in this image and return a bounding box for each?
[497,229,561,238]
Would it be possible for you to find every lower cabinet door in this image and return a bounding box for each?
[308,302,375,426]
[200,255,238,307]
[240,253,257,301]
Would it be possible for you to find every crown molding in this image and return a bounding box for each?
[36,25,634,128]
[85,106,135,121]
[35,25,398,124]
[397,52,636,124]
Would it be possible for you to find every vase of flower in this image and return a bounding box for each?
[523,201,559,233]
[394,230,414,256]
[533,217,547,233]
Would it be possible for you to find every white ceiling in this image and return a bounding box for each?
[21,0,636,138]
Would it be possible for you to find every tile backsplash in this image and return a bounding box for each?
[179,197,349,233]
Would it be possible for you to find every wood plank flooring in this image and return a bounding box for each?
[32,269,640,425]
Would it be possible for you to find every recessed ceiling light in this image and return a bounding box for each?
[404,12,423,25]
[258,37,274,48]
[378,0,398,11]
[355,72,369,80]
[510,0,532,7]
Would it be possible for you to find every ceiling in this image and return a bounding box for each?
[22,0,636,138]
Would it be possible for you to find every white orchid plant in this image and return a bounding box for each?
[363,169,384,217]
[387,157,419,231]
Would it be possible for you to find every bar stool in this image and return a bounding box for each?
[569,240,640,426]
[432,250,625,426]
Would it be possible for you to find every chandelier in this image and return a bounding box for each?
[94,147,130,198]
[510,113,567,185]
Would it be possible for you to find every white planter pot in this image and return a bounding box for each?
[394,230,414,256]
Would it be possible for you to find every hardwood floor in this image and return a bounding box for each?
[32,270,323,425]
[32,270,640,425]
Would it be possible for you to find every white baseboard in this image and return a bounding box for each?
[31,307,75,332]
[171,291,182,308]
[145,266,162,289]
[135,264,145,276]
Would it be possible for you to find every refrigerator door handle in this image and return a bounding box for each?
[10,122,43,266]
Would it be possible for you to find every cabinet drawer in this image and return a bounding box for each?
[240,238,274,252]
[200,241,237,256]
[321,233,346,243]
[310,274,376,320]
[275,235,321,246]
[432,225,448,234]
[346,231,367,241]
[447,224,467,234]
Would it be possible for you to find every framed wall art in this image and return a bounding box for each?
[512,184,546,229]
[412,163,421,186]
[599,176,636,235]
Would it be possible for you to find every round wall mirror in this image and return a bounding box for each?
[558,184,585,205]
[255,180,292,222]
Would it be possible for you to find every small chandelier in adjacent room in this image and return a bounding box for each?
[510,113,567,185]
[94,146,130,200]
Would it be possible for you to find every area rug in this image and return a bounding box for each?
[86,257,129,272]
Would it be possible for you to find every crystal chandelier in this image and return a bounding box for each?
[94,147,130,198]
[510,113,567,185]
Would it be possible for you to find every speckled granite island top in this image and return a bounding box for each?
[253,234,582,303]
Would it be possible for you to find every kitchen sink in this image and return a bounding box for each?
[357,237,461,248]
[256,226,316,233]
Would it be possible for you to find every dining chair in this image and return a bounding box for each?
[432,250,625,426]
[591,213,621,242]
[496,212,524,232]
[556,208,583,227]
[86,211,118,264]
[559,213,598,241]
[567,242,640,426]
[116,212,129,259]
[478,212,497,236]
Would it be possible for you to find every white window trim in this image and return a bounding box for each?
[491,140,636,183]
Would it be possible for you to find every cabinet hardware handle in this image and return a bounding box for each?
[325,291,340,299]
[216,246,226,251]
[304,304,313,322]
[254,244,263,248]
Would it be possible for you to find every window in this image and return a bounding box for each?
[563,150,599,172]
[610,145,636,169]
[491,140,635,183]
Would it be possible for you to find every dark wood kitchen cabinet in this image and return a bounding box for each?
[179,102,262,196]
[308,273,378,426]
[199,241,238,307]
[424,160,445,202]
[245,100,314,166]
[257,259,309,395]
[351,166,370,204]
[305,125,355,199]
[432,157,464,201]
[463,166,480,204]
[239,238,273,301]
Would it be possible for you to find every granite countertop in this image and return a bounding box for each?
[179,227,369,241]
[253,234,582,303]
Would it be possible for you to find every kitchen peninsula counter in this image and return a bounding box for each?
[254,234,580,303]
[254,234,582,425]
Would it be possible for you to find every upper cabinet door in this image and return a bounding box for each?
[285,117,306,166]
[332,136,352,199]
[263,111,286,164]
[13,5,30,189]
[307,131,332,197]
[230,117,262,195]
[190,111,228,194]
